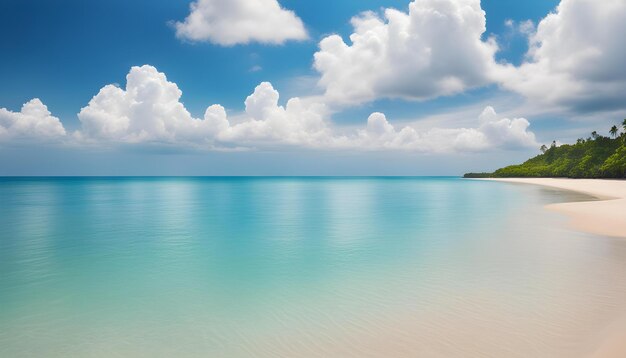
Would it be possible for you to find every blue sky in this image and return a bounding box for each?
[0,0,623,175]
[0,0,557,121]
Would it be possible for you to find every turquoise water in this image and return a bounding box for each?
[1,177,626,357]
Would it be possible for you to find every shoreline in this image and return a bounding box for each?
[481,178,626,358]
[481,178,626,239]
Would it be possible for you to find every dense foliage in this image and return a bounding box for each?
[464,121,626,179]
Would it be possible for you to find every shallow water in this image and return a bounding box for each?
[1,177,625,357]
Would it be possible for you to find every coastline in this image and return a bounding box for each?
[480,178,626,358]
[482,178,626,239]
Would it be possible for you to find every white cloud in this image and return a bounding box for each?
[218,82,336,147]
[76,65,536,153]
[78,65,225,146]
[503,19,535,35]
[175,0,307,46]
[0,99,66,141]
[77,65,334,149]
[354,106,538,152]
[313,0,499,105]
[475,106,538,149]
[312,0,626,113]
[497,0,626,112]
[517,20,535,35]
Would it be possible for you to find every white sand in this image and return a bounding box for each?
[484,178,626,358]
[486,178,626,239]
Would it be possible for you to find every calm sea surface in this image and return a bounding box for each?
[1,177,625,357]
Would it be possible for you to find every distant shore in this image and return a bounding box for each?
[481,178,626,239]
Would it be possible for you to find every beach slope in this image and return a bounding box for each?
[484,178,626,358]
[485,178,626,239]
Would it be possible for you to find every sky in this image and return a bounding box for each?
[0,0,624,175]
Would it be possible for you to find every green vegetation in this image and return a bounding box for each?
[462,172,493,178]
[464,120,626,179]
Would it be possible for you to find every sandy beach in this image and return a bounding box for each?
[485,178,626,358]
[486,178,626,239]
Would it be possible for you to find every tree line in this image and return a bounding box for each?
[464,119,626,179]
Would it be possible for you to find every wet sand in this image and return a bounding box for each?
[485,178,626,358]
[486,178,626,239]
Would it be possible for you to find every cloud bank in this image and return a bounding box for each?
[175,0,308,45]
[355,107,537,152]
[73,65,537,153]
[0,66,539,153]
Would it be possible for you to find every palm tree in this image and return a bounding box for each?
[591,131,599,140]
[610,125,619,138]
[623,119,626,132]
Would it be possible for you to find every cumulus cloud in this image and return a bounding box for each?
[354,106,537,152]
[76,64,537,153]
[174,0,308,46]
[77,65,333,149]
[313,0,499,105]
[78,65,226,146]
[219,82,335,147]
[497,0,626,112]
[0,99,66,141]
[311,0,626,113]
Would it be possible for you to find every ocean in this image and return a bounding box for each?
[1,177,625,357]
